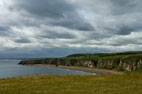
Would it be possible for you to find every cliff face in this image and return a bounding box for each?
[118,60,142,71]
[96,59,142,71]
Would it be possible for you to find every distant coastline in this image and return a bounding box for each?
[19,51,142,72]
[0,59,21,61]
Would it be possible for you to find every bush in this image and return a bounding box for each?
[136,67,142,72]
[114,67,125,71]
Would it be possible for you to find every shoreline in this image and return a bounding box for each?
[32,64,123,75]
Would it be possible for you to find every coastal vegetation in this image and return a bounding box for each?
[20,51,142,72]
[0,72,142,94]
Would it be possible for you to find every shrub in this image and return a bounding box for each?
[114,67,125,71]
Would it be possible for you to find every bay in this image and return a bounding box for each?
[0,60,94,78]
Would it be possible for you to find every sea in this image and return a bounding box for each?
[0,60,94,78]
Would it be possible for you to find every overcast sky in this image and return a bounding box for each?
[0,0,142,58]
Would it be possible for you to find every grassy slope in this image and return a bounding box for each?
[0,72,142,94]
[66,51,142,61]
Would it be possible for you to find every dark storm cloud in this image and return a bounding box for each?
[52,16,95,31]
[14,38,31,43]
[0,26,10,36]
[103,22,142,35]
[0,26,8,31]
[40,31,76,39]
[76,0,142,35]
[106,0,142,36]
[12,0,94,31]
[89,32,110,40]
[14,0,74,18]
[110,0,142,15]
[116,25,142,35]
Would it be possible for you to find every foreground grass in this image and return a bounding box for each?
[0,73,142,94]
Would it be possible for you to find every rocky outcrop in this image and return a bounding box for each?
[118,60,142,71]
[97,59,119,69]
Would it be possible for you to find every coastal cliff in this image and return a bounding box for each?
[19,51,142,72]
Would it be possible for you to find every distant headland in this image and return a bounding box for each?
[19,51,142,72]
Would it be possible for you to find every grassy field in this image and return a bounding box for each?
[0,72,142,94]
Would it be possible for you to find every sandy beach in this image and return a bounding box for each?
[34,64,123,75]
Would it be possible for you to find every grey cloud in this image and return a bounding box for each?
[74,0,142,34]
[14,38,31,43]
[104,23,142,35]
[14,0,74,19]
[52,18,94,31]
[40,31,76,39]
[1,0,142,58]
[99,32,142,47]
[82,0,142,15]
[12,0,94,31]
[88,32,110,40]
[110,0,142,15]
[108,39,137,46]
[51,13,95,31]
[116,25,140,35]
[0,26,10,36]
[0,26,8,31]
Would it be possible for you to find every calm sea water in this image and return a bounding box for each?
[0,60,94,78]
